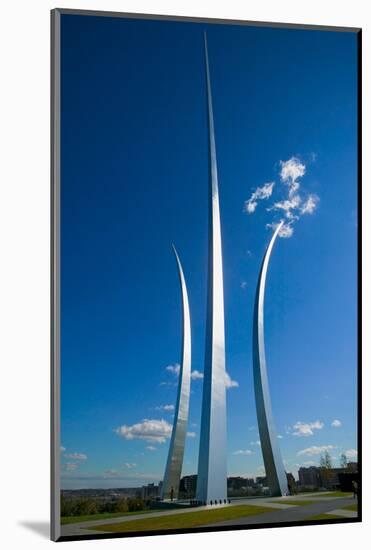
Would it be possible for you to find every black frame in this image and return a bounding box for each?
[51,8,362,542]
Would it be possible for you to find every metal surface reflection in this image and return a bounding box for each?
[196,33,227,503]
[253,221,288,496]
[161,246,191,500]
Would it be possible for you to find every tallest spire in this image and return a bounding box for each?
[196,33,227,503]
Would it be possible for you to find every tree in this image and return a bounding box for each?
[320,450,332,469]
[340,453,348,469]
[319,451,333,489]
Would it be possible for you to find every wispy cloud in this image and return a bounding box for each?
[291,420,324,437]
[331,419,342,428]
[245,156,319,238]
[191,370,204,380]
[280,157,305,196]
[240,281,247,289]
[123,463,136,469]
[225,372,239,389]
[297,445,335,456]
[187,431,196,438]
[250,440,261,446]
[146,445,157,451]
[60,446,66,452]
[155,404,175,412]
[233,449,254,456]
[64,453,87,460]
[115,419,172,444]
[244,182,275,214]
[300,194,319,214]
[64,462,79,471]
[344,449,357,459]
[103,469,121,478]
[165,363,180,376]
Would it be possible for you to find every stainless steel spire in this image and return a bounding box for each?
[161,246,191,500]
[196,33,227,503]
[253,221,288,496]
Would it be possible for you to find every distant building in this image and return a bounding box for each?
[256,476,267,486]
[319,467,357,490]
[298,467,321,489]
[347,462,358,473]
[179,475,197,498]
[227,476,248,491]
[299,464,359,491]
[141,483,162,500]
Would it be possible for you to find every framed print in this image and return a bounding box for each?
[51,8,361,542]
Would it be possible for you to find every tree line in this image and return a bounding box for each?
[61,495,148,517]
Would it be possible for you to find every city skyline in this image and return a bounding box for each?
[60,16,358,490]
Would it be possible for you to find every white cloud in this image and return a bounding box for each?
[301,194,319,215]
[251,440,261,446]
[146,445,157,451]
[269,195,301,219]
[64,453,87,460]
[233,449,254,456]
[225,372,239,389]
[266,221,294,239]
[277,435,283,439]
[187,431,196,438]
[240,281,247,289]
[123,463,136,469]
[103,469,120,478]
[302,461,316,466]
[244,182,275,214]
[292,420,324,437]
[331,419,342,428]
[60,446,66,452]
[155,404,175,412]
[280,157,306,195]
[191,370,204,380]
[344,449,357,459]
[165,363,180,376]
[297,445,335,457]
[64,462,78,471]
[251,156,319,239]
[115,419,172,444]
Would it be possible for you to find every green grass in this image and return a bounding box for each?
[269,500,315,506]
[342,503,358,512]
[88,505,273,533]
[304,513,343,521]
[61,509,153,525]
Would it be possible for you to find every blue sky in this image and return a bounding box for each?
[60,14,358,489]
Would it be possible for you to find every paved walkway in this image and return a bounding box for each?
[60,493,357,537]
[205,497,356,527]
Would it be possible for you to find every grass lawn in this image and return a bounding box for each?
[61,509,153,525]
[88,505,273,533]
[342,503,358,512]
[268,500,315,506]
[305,514,342,521]
[310,492,352,498]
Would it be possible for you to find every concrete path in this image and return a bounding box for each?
[327,508,357,518]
